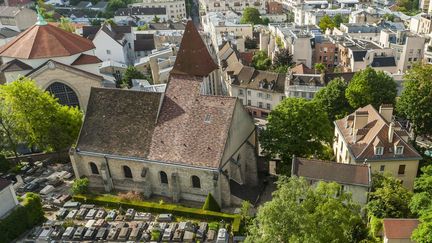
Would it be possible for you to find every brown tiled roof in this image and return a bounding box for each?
[0,24,95,59]
[0,59,32,72]
[335,105,422,162]
[239,52,254,66]
[383,219,419,239]
[292,157,370,186]
[71,54,102,65]
[0,178,11,191]
[77,75,239,168]
[26,60,103,81]
[170,21,218,77]
[76,88,163,158]
[291,63,314,74]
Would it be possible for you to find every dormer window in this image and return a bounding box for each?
[395,146,404,155]
[374,146,384,156]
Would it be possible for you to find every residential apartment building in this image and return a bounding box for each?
[199,0,267,14]
[114,7,168,24]
[135,46,178,84]
[0,6,36,31]
[218,42,286,118]
[409,14,432,35]
[313,37,338,71]
[291,157,371,205]
[131,0,186,20]
[334,104,422,189]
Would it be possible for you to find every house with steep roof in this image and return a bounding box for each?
[0,13,104,110]
[70,21,258,207]
[0,6,36,31]
[383,218,419,243]
[291,157,371,205]
[334,104,422,189]
[84,24,134,65]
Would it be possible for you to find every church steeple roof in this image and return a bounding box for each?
[170,21,218,77]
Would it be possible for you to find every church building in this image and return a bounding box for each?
[69,21,258,207]
[0,12,106,110]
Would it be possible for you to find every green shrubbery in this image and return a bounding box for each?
[71,178,89,195]
[0,193,45,243]
[202,193,221,212]
[72,194,240,232]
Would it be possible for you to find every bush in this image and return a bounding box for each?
[202,193,221,212]
[71,178,89,195]
[0,193,45,243]
[151,230,161,241]
[72,194,241,233]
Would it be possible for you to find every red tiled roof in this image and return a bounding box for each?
[239,52,254,66]
[383,219,419,239]
[0,24,95,59]
[335,105,422,162]
[0,178,11,191]
[71,54,102,65]
[170,21,218,77]
[293,157,370,186]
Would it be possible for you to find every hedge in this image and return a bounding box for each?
[0,193,45,243]
[72,194,241,233]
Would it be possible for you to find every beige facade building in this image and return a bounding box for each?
[131,0,186,20]
[0,6,36,31]
[334,105,422,189]
[199,0,267,14]
[70,22,258,207]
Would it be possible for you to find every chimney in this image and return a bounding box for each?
[379,104,393,123]
[354,111,368,129]
[388,122,394,143]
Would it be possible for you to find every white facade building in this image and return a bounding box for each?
[131,0,186,20]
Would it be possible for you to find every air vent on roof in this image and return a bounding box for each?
[204,114,211,123]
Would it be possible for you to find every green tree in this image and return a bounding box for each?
[314,63,326,74]
[367,173,412,219]
[272,49,294,69]
[252,51,271,70]
[260,98,333,169]
[383,13,396,21]
[240,7,262,25]
[120,66,145,88]
[107,0,127,13]
[345,67,397,109]
[410,166,432,242]
[152,15,160,23]
[333,13,348,27]
[71,177,90,195]
[397,63,432,140]
[319,15,335,32]
[246,177,368,243]
[0,78,83,152]
[58,17,75,33]
[202,193,221,212]
[313,77,352,122]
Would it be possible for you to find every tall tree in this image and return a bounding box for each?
[319,15,335,32]
[0,78,82,152]
[367,173,412,219]
[397,63,432,140]
[260,98,333,167]
[314,63,326,74]
[345,67,397,109]
[240,7,262,25]
[272,49,294,69]
[252,51,271,70]
[410,165,432,242]
[120,66,145,88]
[333,13,348,27]
[313,77,352,122]
[246,177,368,243]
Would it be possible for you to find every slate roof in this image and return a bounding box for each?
[170,21,218,77]
[0,27,19,39]
[0,24,95,59]
[92,1,108,9]
[134,34,155,51]
[75,1,91,8]
[371,56,396,67]
[82,26,99,40]
[0,178,11,191]
[352,50,367,62]
[0,6,24,17]
[335,105,422,162]
[115,7,166,16]
[0,58,32,72]
[292,157,370,186]
[383,219,419,239]
[71,54,102,65]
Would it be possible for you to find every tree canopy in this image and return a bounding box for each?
[119,66,145,88]
[252,51,271,70]
[260,98,333,167]
[319,15,335,32]
[58,17,75,33]
[240,7,263,25]
[246,177,368,243]
[397,63,432,139]
[367,173,412,219]
[272,49,294,73]
[410,165,432,242]
[0,78,82,152]
[345,67,397,109]
[313,77,353,122]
